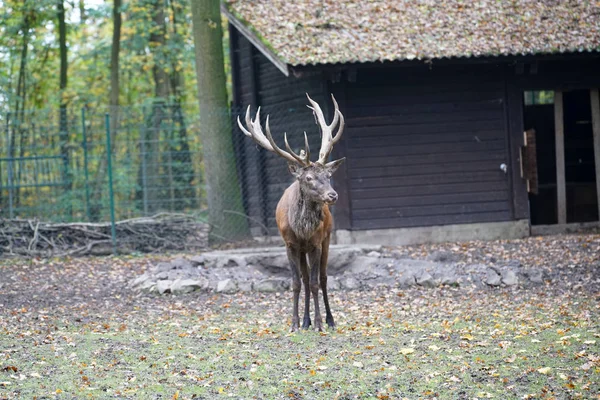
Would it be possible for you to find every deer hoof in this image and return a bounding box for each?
[301,317,311,329]
[326,316,336,329]
[314,319,323,332]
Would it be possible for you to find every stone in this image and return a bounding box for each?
[130,273,149,288]
[339,276,361,290]
[168,270,185,281]
[501,270,518,286]
[156,271,169,280]
[171,258,193,270]
[484,268,502,286]
[237,281,253,292]
[428,251,460,263]
[397,272,416,288]
[189,255,206,267]
[367,251,381,258]
[440,274,459,287]
[139,280,156,291]
[156,280,172,294]
[171,278,208,295]
[216,279,238,294]
[153,262,173,273]
[221,256,247,269]
[327,277,341,291]
[368,277,395,288]
[254,278,290,293]
[524,269,543,284]
[202,254,247,269]
[416,271,437,287]
[344,256,380,275]
[390,249,408,259]
[245,254,291,276]
[505,260,522,269]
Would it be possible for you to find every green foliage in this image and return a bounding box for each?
[0,0,238,229]
[0,0,232,112]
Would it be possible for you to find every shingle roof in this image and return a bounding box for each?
[224,0,600,66]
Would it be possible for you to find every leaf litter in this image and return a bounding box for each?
[0,233,599,399]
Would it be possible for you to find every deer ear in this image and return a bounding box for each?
[288,163,303,179]
[325,158,345,174]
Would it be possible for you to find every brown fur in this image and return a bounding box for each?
[276,179,335,332]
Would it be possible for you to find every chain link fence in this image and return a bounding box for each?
[0,101,326,256]
[0,103,268,255]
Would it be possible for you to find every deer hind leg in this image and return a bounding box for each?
[300,252,311,329]
[287,246,302,332]
[307,247,323,332]
[320,234,335,329]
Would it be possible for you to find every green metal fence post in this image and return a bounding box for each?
[81,107,91,221]
[140,106,149,215]
[6,112,14,218]
[105,113,117,255]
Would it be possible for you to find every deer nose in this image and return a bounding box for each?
[326,191,338,202]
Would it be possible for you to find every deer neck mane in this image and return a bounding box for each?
[288,181,323,240]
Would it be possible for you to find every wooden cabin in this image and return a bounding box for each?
[223,0,600,245]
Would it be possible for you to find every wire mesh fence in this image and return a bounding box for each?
[0,101,329,256]
[1,104,202,221]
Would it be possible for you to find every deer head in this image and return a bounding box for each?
[237,94,345,205]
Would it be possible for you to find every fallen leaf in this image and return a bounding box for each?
[505,355,517,363]
[537,367,551,374]
[580,362,593,371]
[353,361,363,368]
[399,348,415,355]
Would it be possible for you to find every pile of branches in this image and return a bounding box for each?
[0,213,209,257]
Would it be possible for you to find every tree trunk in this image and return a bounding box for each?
[190,0,249,242]
[11,19,29,210]
[57,0,71,209]
[89,0,121,221]
[168,0,197,210]
[109,0,121,137]
[143,0,170,213]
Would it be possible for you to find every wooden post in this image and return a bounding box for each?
[554,90,567,224]
[590,88,600,221]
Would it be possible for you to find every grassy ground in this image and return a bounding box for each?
[1,235,599,399]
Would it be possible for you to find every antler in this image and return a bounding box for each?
[237,106,311,166]
[306,93,345,165]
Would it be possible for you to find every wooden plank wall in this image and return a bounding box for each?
[232,32,327,233]
[344,65,512,230]
[230,29,265,234]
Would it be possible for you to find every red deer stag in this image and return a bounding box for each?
[238,94,345,332]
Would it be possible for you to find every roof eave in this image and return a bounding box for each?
[288,50,600,73]
[221,4,290,77]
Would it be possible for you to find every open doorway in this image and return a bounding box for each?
[523,89,599,225]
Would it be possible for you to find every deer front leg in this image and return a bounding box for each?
[307,247,323,332]
[287,246,302,332]
[320,235,335,329]
[299,253,311,329]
